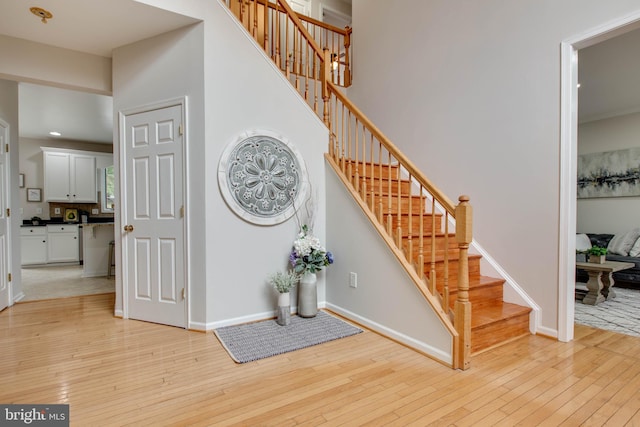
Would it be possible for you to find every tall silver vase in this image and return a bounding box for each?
[276,292,291,326]
[298,272,318,318]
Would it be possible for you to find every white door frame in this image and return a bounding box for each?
[117,97,190,325]
[558,12,640,342]
[0,118,11,311]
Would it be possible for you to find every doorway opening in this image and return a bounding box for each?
[16,82,116,302]
[559,13,640,342]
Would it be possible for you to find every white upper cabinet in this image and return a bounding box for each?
[43,148,97,203]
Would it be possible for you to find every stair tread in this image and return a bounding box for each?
[471,301,531,329]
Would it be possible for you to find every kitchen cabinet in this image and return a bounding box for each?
[43,149,97,203]
[47,224,79,263]
[21,227,47,265]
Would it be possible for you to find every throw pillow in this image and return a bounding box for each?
[608,228,640,256]
[630,237,640,257]
[575,234,592,252]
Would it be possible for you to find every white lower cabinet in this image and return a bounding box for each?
[21,227,48,265]
[47,225,79,263]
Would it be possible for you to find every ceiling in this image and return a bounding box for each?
[2,1,640,144]
[578,26,640,124]
[0,0,198,144]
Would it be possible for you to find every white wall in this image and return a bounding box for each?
[0,79,23,303]
[577,112,640,234]
[115,2,328,328]
[113,23,207,325]
[203,3,328,326]
[0,35,111,95]
[349,0,640,335]
[325,163,453,364]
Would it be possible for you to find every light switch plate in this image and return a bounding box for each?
[91,209,99,215]
[54,208,61,214]
[36,208,42,214]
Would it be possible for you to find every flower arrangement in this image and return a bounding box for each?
[289,225,334,274]
[268,270,299,294]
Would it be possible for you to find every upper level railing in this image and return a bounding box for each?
[226,0,351,87]
[224,0,471,370]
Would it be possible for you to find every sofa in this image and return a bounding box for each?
[576,230,640,287]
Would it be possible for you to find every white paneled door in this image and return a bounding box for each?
[123,103,186,328]
[0,121,9,312]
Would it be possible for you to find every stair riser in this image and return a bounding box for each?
[472,313,530,353]
[378,214,442,235]
[351,162,399,180]
[402,235,458,253]
[419,258,481,283]
[357,178,411,195]
[446,284,503,308]
[374,196,426,215]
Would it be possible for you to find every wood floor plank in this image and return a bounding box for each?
[2,295,640,426]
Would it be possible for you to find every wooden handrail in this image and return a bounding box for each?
[327,82,457,216]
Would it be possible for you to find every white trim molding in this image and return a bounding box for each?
[559,11,640,342]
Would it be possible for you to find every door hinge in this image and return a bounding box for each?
[181,288,185,300]
[7,273,11,282]
[5,208,9,217]
[4,144,8,153]
[180,205,184,218]
[179,124,184,136]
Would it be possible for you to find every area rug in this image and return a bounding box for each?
[575,285,640,337]
[214,311,363,363]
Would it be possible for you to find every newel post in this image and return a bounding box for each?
[343,27,352,86]
[321,48,331,126]
[454,195,472,370]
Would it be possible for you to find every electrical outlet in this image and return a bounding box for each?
[54,208,61,215]
[349,272,357,288]
[36,208,42,214]
[91,209,99,215]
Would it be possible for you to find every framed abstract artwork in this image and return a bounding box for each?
[577,147,640,198]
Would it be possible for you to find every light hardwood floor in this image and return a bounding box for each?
[1,294,640,426]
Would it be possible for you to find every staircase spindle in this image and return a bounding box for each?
[353,118,360,190]
[443,212,450,312]
[368,133,374,210]
[252,0,258,39]
[418,184,425,281]
[344,27,351,86]
[429,198,437,295]
[406,173,413,264]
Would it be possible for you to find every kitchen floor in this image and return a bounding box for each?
[19,265,114,302]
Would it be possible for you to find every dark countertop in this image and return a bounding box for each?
[22,218,114,227]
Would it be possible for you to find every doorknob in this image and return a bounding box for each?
[124,225,134,232]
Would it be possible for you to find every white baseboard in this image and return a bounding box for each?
[325,303,452,366]
[12,291,25,303]
[199,301,328,331]
[536,325,558,339]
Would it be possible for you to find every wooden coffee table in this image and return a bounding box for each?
[576,260,635,305]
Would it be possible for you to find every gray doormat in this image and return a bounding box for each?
[214,311,363,363]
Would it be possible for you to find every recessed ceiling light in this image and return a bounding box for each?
[49,131,61,137]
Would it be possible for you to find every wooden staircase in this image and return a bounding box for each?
[349,163,532,354]
[224,0,533,367]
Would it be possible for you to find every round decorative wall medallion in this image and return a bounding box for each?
[218,130,309,225]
